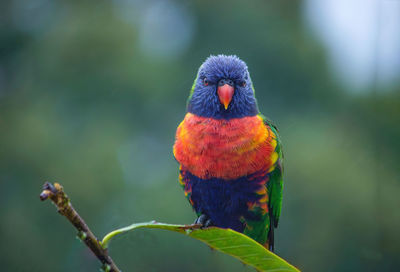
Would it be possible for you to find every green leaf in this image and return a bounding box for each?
[101,221,299,272]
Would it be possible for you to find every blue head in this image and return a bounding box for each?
[187,55,259,119]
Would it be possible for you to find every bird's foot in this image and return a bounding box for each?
[194,214,214,228]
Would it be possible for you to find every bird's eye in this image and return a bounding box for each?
[240,81,246,87]
[203,78,209,86]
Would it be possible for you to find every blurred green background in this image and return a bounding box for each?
[1,0,399,271]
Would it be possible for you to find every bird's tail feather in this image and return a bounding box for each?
[267,215,275,252]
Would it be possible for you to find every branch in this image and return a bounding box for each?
[39,182,121,272]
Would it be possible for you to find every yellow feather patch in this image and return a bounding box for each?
[270,151,278,167]
[178,166,185,185]
[256,187,267,195]
[178,174,184,186]
[270,137,277,151]
[268,165,276,173]
[258,194,269,203]
[267,151,278,173]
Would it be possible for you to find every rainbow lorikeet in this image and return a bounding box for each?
[173,55,283,251]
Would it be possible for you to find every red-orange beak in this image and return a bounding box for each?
[217,84,234,110]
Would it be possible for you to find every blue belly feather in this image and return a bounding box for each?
[182,170,268,232]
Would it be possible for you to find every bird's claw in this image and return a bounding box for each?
[194,214,214,228]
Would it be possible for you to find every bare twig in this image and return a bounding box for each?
[40,182,121,272]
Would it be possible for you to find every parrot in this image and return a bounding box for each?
[173,55,283,251]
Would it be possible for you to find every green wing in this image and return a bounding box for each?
[243,115,284,250]
[263,116,284,251]
[264,117,284,228]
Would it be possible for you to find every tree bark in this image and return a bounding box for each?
[40,182,121,272]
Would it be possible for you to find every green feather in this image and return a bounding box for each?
[243,209,270,245]
[187,66,202,105]
[264,118,284,228]
[243,115,284,248]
